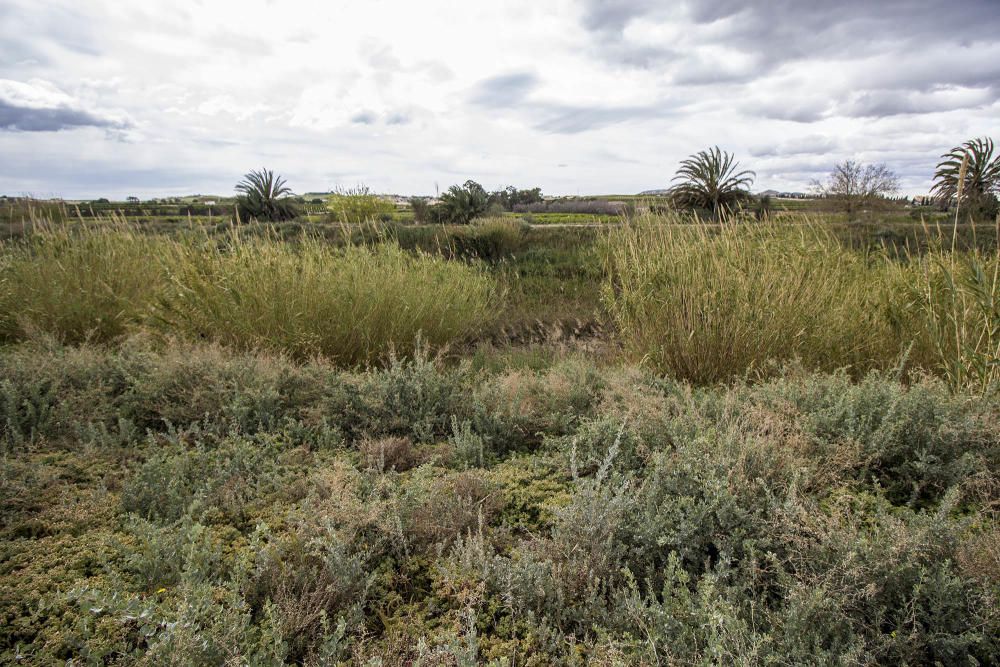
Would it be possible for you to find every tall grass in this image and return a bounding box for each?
[152,231,497,363]
[0,221,497,363]
[0,219,172,343]
[602,214,904,384]
[603,213,1000,391]
[907,219,1000,393]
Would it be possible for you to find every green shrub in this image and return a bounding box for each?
[327,186,395,224]
[449,417,488,468]
[243,524,368,663]
[2,342,998,664]
[358,347,470,442]
[448,217,530,262]
[745,370,1000,508]
[120,436,292,526]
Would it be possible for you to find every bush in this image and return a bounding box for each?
[359,435,417,472]
[448,217,530,262]
[1,342,998,664]
[327,186,395,224]
[513,199,627,216]
[120,435,292,526]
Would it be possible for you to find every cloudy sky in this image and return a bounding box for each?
[1,0,998,198]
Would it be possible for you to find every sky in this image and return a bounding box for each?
[1,0,998,199]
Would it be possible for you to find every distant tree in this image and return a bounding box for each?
[234,168,299,222]
[669,147,755,216]
[409,197,431,223]
[489,186,544,211]
[235,169,298,221]
[811,161,900,218]
[436,180,490,224]
[931,137,1000,222]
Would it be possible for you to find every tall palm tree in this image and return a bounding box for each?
[669,147,755,216]
[234,168,299,222]
[931,137,1000,221]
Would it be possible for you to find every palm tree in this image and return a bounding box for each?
[931,137,1000,221]
[436,180,489,224]
[669,146,755,216]
[234,168,299,222]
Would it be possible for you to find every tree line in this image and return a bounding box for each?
[234,136,1000,223]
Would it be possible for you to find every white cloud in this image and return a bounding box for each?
[0,78,131,132]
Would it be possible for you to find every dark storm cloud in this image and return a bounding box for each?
[578,0,1000,83]
[580,0,1000,54]
[843,88,998,118]
[469,72,539,107]
[0,99,129,132]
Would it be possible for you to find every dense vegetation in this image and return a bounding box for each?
[1,340,997,664]
[0,223,496,363]
[0,207,998,664]
[603,215,1000,390]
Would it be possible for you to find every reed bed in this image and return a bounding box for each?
[0,221,497,364]
[602,213,1000,390]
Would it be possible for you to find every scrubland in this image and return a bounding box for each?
[0,211,998,665]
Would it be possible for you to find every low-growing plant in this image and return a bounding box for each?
[359,435,417,472]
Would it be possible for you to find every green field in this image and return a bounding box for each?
[1,206,998,664]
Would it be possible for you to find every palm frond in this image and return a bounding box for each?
[931,137,1000,216]
[669,146,755,215]
[234,168,298,222]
